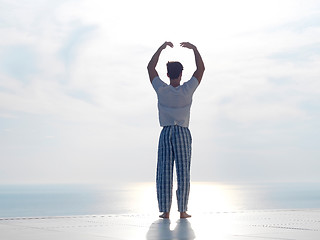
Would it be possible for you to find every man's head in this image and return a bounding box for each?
[167,61,183,80]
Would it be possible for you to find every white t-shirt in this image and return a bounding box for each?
[152,76,199,127]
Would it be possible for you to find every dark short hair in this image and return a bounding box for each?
[167,61,183,79]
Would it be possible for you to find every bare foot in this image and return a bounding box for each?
[180,212,191,218]
[159,212,170,219]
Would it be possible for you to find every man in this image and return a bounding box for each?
[147,42,205,219]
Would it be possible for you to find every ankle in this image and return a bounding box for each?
[180,212,191,218]
[159,212,170,218]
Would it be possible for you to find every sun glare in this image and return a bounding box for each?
[189,182,238,213]
[129,182,238,215]
[126,182,241,239]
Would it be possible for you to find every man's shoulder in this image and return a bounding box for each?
[152,76,167,91]
[181,77,199,91]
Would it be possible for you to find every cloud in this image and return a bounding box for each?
[0,45,38,81]
[269,42,320,63]
[1,0,320,184]
[59,24,97,69]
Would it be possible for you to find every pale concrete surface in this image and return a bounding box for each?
[0,209,319,239]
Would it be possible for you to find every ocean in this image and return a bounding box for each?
[0,182,319,218]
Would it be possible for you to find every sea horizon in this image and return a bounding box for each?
[1,181,319,219]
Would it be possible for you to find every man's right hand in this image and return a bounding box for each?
[180,42,196,50]
[180,42,205,83]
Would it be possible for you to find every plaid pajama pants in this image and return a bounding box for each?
[156,125,192,213]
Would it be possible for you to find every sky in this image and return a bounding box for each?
[0,0,319,184]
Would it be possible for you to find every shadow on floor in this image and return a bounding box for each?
[146,218,195,240]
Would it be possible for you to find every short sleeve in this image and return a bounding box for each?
[152,76,167,92]
[182,77,199,94]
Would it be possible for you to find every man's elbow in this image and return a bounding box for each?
[198,65,205,73]
[147,63,153,70]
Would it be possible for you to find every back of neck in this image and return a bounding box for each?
[170,79,180,87]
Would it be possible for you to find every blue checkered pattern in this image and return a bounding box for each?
[156,125,192,213]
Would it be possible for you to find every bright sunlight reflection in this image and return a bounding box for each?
[189,182,238,213]
[129,182,239,215]
[126,182,242,239]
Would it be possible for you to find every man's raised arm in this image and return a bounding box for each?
[180,42,205,84]
[147,42,173,83]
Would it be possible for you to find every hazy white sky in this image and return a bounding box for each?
[0,0,319,184]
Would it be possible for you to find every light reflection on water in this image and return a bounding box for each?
[0,182,319,218]
[127,182,320,215]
